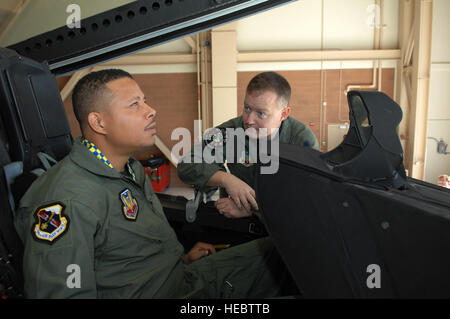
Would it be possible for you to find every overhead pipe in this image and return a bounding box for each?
[319,0,325,148]
[196,33,202,143]
[345,0,384,95]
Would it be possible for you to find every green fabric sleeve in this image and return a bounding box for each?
[177,142,225,193]
[177,117,244,192]
[14,199,101,298]
[290,122,320,151]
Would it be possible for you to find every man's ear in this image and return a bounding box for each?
[87,112,107,135]
[281,106,291,121]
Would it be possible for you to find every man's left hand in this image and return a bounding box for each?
[184,242,216,264]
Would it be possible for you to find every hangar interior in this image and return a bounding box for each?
[0,0,448,195]
[0,0,449,300]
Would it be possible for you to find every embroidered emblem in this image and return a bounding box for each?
[238,150,254,167]
[32,203,69,244]
[204,127,228,149]
[120,189,139,221]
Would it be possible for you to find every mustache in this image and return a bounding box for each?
[145,120,156,129]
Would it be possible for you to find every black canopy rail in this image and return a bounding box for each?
[7,0,294,77]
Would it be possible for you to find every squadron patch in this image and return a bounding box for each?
[120,189,139,221]
[32,203,69,244]
[238,150,255,167]
[204,127,228,149]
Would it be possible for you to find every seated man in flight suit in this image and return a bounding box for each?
[14,69,291,298]
[177,71,319,219]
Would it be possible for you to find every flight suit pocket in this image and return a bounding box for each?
[107,222,164,260]
[220,280,235,298]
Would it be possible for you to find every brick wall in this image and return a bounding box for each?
[238,69,395,151]
[60,69,395,187]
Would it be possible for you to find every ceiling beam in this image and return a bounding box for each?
[237,49,401,63]
[7,0,295,76]
[98,49,401,67]
[60,68,93,102]
[101,53,196,66]
[183,36,197,53]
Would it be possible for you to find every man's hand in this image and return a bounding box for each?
[208,171,259,212]
[215,197,252,219]
[183,242,216,264]
[222,174,259,212]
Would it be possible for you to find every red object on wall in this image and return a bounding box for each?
[142,154,170,193]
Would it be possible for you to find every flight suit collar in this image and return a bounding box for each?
[278,116,293,143]
[69,137,144,186]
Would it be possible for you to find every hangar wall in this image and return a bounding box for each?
[55,0,400,189]
[58,66,395,188]
[424,0,450,184]
[48,0,447,188]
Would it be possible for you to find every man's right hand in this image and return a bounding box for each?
[215,197,253,219]
[208,171,259,212]
[222,173,259,212]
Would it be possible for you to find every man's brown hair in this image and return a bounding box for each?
[246,71,291,108]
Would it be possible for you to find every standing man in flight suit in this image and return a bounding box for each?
[177,72,319,219]
[14,69,290,299]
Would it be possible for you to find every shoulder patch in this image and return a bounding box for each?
[32,203,69,244]
[120,189,139,221]
[204,127,228,149]
[238,150,255,167]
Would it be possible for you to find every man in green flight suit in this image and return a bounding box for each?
[14,69,291,298]
[177,71,319,219]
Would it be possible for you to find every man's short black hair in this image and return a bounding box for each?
[72,69,133,131]
[246,71,291,107]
